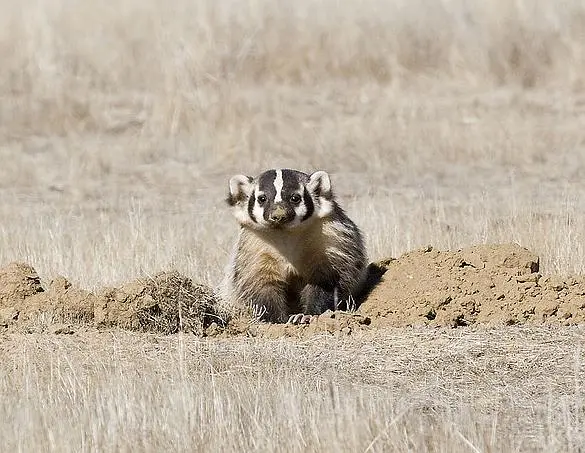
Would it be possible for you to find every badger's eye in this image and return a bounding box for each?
[290,194,302,204]
[257,194,267,205]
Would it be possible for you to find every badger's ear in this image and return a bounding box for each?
[227,174,253,206]
[308,170,332,200]
[308,170,334,218]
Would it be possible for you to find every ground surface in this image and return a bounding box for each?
[2,243,585,337]
[2,0,585,451]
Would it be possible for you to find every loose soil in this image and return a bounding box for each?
[1,243,584,337]
[361,243,585,328]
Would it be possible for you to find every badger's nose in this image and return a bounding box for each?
[269,204,288,223]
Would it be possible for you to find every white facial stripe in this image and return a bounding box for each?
[294,202,307,221]
[273,169,283,202]
[252,191,266,224]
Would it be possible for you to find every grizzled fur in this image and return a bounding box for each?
[221,168,367,323]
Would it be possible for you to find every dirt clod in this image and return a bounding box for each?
[95,271,220,335]
[0,262,43,308]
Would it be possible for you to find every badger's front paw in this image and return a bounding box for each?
[287,313,315,325]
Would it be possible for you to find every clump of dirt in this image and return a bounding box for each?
[95,271,220,334]
[359,243,585,327]
[0,263,95,327]
[23,276,96,323]
[208,310,372,339]
[0,262,43,306]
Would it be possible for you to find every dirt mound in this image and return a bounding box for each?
[0,264,220,334]
[1,243,585,335]
[360,243,585,327]
[24,276,96,323]
[95,271,219,334]
[0,264,95,327]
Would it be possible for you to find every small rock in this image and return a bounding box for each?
[51,324,75,335]
[205,322,220,336]
[0,307,19,326]
[319,310,335,319]
[50,276,72,291]
[458,253,485,269]
[516,273,541,284]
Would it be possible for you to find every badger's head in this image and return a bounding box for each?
[226,169,335,229]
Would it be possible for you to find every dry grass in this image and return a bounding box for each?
[1,0,584,288]
[1,327,585,452]
[1,0,585,450]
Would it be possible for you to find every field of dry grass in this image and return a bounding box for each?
[2,0,585,450]
[2,327,585,452]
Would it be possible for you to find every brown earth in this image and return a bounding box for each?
[361,243,585,328]
[0,266,217,335]
[1,243,584,337]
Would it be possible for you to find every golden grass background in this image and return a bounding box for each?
[1,0,585,450]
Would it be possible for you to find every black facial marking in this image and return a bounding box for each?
[281,170,311,222]
[253,169,316,226]
[257,170,277,199]
[290,193,302,204]
[282,169,302,194]
[302,187,314,221]
[247,191,257,223]
[257,170,277,221]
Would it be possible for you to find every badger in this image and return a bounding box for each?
[220,168,367,324]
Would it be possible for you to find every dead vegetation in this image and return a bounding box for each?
[95,271,219,334]
[2,0,585,451]
[1,326,585,452]
[2,0,585,138]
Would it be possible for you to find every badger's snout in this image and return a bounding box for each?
[267,204,293,226]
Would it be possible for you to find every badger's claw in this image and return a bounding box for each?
[287,313,314,325]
